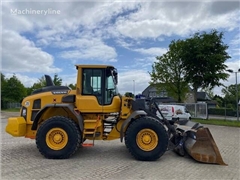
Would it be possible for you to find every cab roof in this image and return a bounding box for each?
[75,64,115,69]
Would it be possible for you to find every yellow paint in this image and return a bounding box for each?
[106,120,125,140]
[75,95,121,113]
[5,65,134,143]
[84,119,102,129]
[40,107,78,125]
[5,117,26,137]
[25,125,37,139]
[120,96,133,119]
[83,115,103,140]
[46,128,68,150]
[136,129,158,151]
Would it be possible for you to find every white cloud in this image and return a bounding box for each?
[229,32,240,58]
[2,2,140,43]
[225,60,240,75]
[118,70,151,94]
[4,73,38,88]
[2,1,239,98]
[61,73,78,87]
[115,2,240,39]
[1,30,61,73]
[134,47,167,56]
[58,38,117,62]
[213,60,240,95]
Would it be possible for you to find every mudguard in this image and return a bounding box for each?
[120,110,147,142]
[31,104,84,132]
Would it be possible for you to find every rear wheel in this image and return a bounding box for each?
[125,116,169,161]
[36,116,81,159]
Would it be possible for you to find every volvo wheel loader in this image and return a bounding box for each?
[6,64,227,165]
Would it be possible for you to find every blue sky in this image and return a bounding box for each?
[1,1,240,96]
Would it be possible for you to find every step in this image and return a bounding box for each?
[82,143,94,147]
[84,119,101,129]
[84,120,100,129]
[84,131,95,135]
[84,132,101,137]
[84,119,97,123]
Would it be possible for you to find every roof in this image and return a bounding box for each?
[197,92,212,101]
[75,64,115,69]
[206,100,217,105]
[142,85,213,101]
[142,85,153,94]
[150,97,177,103]
[142,84,192,94]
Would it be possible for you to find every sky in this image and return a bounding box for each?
[1,1,240,97]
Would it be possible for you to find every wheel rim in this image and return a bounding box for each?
[136,129,158,151]
[46,128,68,150]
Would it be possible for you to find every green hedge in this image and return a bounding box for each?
[208,108,238,116]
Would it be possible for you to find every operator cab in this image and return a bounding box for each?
[75,65,121,113]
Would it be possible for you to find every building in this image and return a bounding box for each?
[142,85,217,107]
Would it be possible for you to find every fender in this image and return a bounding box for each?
[120,110,147,142]
[31,104,83,132]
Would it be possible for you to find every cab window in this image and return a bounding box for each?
[82,69,103,104]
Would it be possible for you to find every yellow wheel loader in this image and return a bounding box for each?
[5,65,227,165]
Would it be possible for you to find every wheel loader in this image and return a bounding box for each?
[5,64,227,165]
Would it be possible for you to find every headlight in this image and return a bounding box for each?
[21,107,27,120]
[22,108,27,116]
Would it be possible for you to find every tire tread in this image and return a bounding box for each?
[36,116,81,159]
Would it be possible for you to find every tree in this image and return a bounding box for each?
[181,30,230,102]
[68,83,76,90]
[31,74,63,91]
[1,74,27,103]
[222,84,240,109]
[200,87,214,99]
[149,40,189,103]
[1,73,7,90]
[124,92,134,98]
[212,95,224,108]
[1,73,7,108]
[32,76,46,90]
[53,74,62,86]
[26,87,34,96]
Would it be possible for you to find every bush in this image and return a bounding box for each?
[208,108,238,116]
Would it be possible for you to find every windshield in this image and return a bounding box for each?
[106,69,119,95]
[103,68,119,104]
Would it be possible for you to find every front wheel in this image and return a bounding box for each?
[36,116,81,159]
[125,116,169,161]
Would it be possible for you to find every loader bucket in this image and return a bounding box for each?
[184,128,227,165]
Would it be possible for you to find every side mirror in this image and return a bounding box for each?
[113,69,118,85]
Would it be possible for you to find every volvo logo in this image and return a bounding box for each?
[51,91,68,95]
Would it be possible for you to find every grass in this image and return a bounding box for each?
[1,108,21,112]
[192,118,240,127]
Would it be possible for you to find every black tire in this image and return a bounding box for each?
[36,116,81,159]
[125,116,168,161]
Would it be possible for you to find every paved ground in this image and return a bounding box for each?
[1,112,240,180]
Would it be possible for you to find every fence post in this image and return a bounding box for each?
[224,101,226,120]
[206,103,209,120]
[195,103,197,118]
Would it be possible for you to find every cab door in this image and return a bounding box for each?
[76,68,104,113]
[75,67,120,113]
